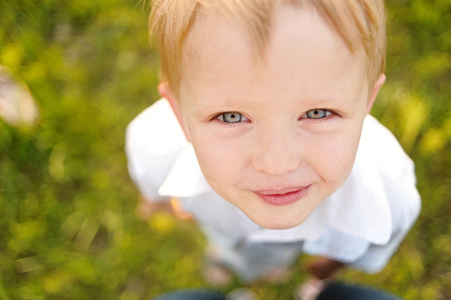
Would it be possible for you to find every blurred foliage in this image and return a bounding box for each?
[0,0,450,299]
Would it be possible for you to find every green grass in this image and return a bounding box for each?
[0,0,450,299]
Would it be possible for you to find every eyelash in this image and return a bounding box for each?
[212,109,335,124]
[215,112,249,124]
[301,109,334,120]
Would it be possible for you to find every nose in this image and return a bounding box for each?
[251,126,302,176]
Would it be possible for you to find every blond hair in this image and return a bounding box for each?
[149,0,386,97]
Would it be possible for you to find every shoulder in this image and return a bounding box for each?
[358,115,421,228]
[125,99,189,199]
[322,115,420,244]
[126,98,187,158]
[360,115,415,183]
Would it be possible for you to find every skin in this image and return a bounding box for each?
[152,3,385,281]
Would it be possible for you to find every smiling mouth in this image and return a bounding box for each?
[254,186,311,206]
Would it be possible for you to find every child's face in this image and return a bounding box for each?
[167,5,384,229]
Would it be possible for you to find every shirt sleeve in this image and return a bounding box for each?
[347,116,421,273]
[348,171,421,273]
[125,99,187,202]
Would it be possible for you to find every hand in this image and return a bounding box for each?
[294,278,326,300]
[135,195,174,220]
[306,257,345,280]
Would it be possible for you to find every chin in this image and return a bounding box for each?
[252,214,305,230]
[262,223,298,230]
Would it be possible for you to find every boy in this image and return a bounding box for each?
[126,0,421,291]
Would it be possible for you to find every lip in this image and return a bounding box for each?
[254,185,311,206]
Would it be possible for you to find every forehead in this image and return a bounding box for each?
[180,4,367,101]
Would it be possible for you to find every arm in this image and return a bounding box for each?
[294,257,346,300]
[307,256,345,280]
[126,101,191,221]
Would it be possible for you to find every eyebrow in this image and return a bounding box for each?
[301,95,363,105]
[187,87,365,113]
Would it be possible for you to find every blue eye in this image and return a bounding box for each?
[305,109,332,119]
[218,112,245,123]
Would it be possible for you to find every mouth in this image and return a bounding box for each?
[254,185,311,206]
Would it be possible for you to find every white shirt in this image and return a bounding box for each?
[126,99,421,273]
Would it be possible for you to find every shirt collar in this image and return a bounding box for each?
[322,143,392,245]
[157,118,392,245]
[158,143,211,198]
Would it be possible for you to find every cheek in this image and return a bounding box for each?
[190,132,245,186]
[312,129,361,186]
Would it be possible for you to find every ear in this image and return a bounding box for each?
[158,82,191,142]
[366,73,386,115]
